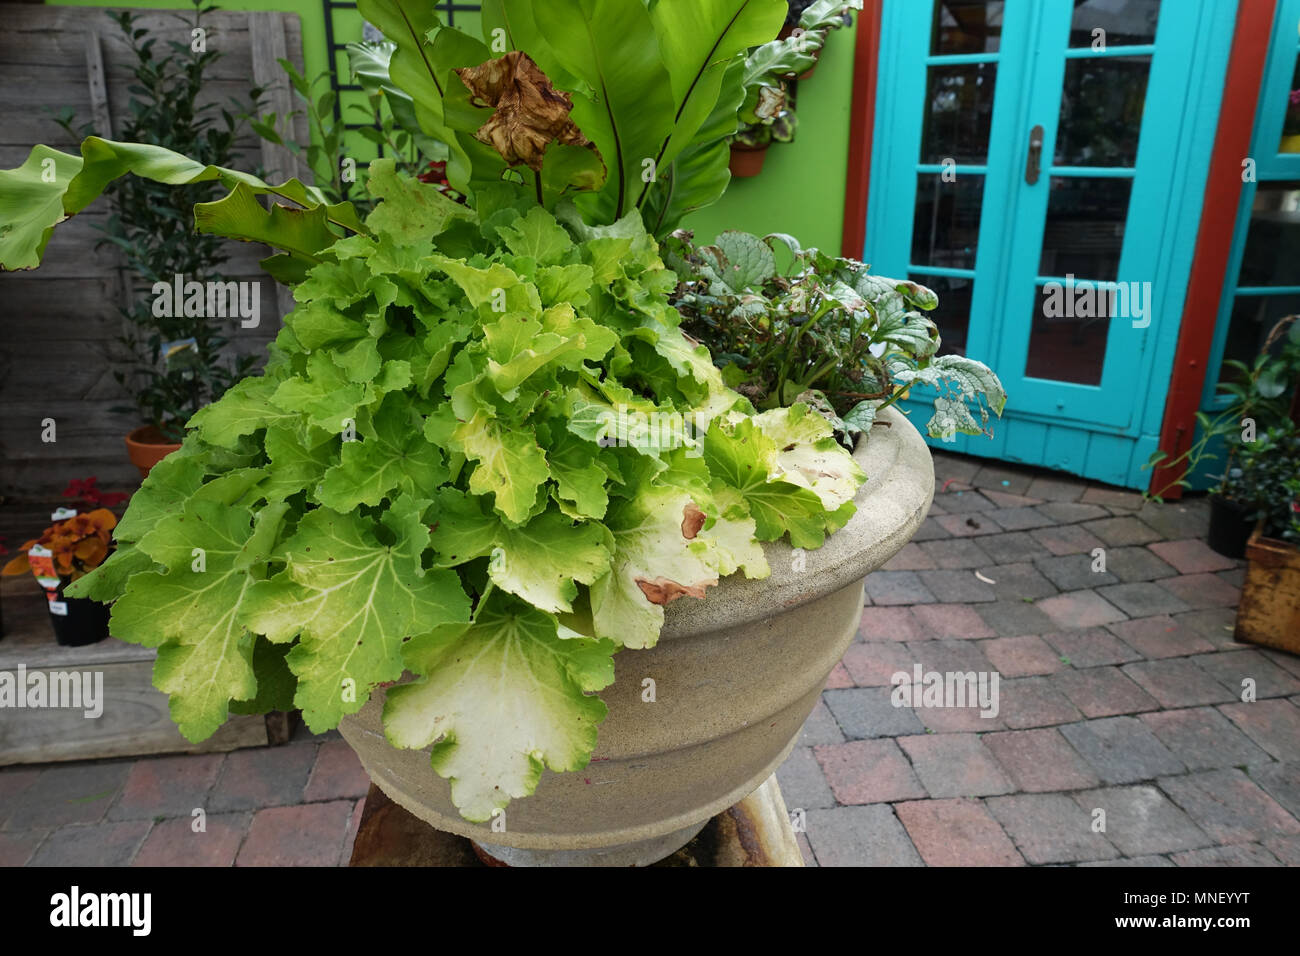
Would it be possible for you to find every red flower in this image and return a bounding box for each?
[61,475,128,508]
[417,160,449,185]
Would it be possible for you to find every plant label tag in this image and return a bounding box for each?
[50,508,77,521]
[48,600,69,617]
[27,545,61,590]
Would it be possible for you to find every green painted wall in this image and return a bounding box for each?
[683,20,858,256]
[47,1,858,255]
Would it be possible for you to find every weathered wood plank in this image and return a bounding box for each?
[0,660,269,766]
[0,7,304,495]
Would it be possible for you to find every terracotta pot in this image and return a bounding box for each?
[729,143,769,178]
[1235,527,1300,655]
[339,404,935,865]
[124,425,181,478]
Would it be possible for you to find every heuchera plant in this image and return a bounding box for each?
[0,0,875,822]
[665,230,1007,444]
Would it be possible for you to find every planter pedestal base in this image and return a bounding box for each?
[349,774,805,867]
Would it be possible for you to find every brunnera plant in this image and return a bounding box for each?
[665,230,1007,444]
[0,0,876,822]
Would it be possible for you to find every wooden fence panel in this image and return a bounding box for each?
[0,6,308,496]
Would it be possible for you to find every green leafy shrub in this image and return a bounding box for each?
[665,229,1006,443]
[1230,423,1300,543]
[1145,314,1300,500]
[55,1,264,441]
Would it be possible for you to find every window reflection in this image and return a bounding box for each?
[1280,57,1300,153]
[912,173,985,270]
[912,273,973,358]
[1237,183,1300,288]
[1068,0,1161,48]
[1039,177,1133,281]
[1055,56,1151,167]
[1025,283,1113,385]
[931,0,1003,55]
[1218,294,1300,384]
[921,63,998,164]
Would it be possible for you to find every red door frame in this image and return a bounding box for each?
[840,0,881,258]
[1149,0,1279,498]
[840,0,1278,498]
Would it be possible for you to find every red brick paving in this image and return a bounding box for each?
[236,800,357,867]
[982,635,1068,677]
[910,602,997,639]
[814,740,927,805]
[132,813,250,867]
[1149,539,1239,574]
[303,739,372,803]
[983,729,1100,793]
[896,798,1026,866]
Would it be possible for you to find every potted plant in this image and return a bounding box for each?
[729,111,796,177]
[1233,423,1300,653]
[1282,89,1300,154]
[0,0,993,866]
[2,509,119,647]
[1146,314,1300,557]
[55,2,263,477]
[777,0,857,81]
[726,1,861,176]
[664,229,1006,440]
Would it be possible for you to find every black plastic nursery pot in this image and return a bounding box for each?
[1207,494,1254,560]
[46,590,110,647]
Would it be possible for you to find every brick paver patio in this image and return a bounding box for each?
[3,450,1299,866]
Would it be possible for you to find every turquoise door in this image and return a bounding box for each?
[867,0,1238,486]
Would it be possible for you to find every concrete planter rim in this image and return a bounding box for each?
[661,403,934,639]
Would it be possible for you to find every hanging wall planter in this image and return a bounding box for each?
[728,142,769,177]
[339,404,935,866]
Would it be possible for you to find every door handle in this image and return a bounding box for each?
[1025,124,1044,185]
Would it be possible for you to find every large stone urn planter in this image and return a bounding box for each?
[339,404,935,864]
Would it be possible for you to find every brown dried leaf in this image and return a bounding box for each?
[680,502,707,540]
[636,576,712,606]
[455,51,599,172]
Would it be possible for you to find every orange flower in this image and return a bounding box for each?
[0,508,118,581]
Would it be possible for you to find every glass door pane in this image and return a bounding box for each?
[994,0,1174,426]
[910,0,1005,357]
